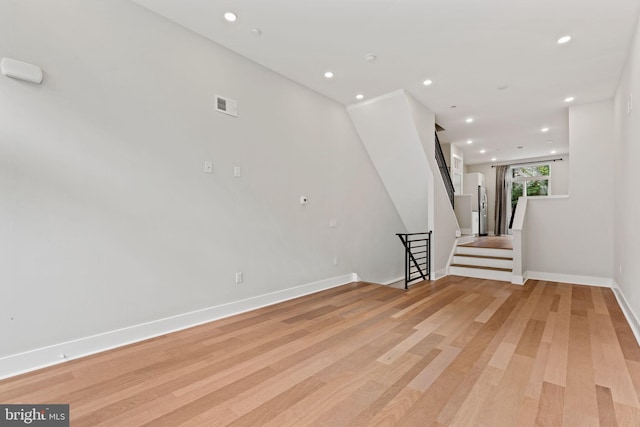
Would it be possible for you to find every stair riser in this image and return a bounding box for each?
[449,266,512,282]
[456,246,513,258]
[453,256,513,269]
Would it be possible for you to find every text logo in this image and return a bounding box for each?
[0,405,69,426]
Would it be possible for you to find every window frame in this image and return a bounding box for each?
[510,162,552,198]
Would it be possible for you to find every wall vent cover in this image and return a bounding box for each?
[215,95,237,117]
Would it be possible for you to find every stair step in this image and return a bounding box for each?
[449,265,512,282]
[455,254,513,260]
[452,255,513,269]
[450,264,512,272]
[455,246,513,258]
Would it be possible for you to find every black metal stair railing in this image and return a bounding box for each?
[435,132,455,208]
[396,232,432,289]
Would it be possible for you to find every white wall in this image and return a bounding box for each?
[347,91,429,232]
[466,155,570,235]
[454,195,473,232]
[441,143,452,169]
[525,101,614,281]
[550,157,571,195]
[614,14,640,324]
[347,92,459,279]
[0,0,405,362]
[406,95,459,277]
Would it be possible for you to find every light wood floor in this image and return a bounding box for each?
[461,235,513,250]
[2,277,640,426]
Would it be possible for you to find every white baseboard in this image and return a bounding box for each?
[433,269,448,281]
[612,281,640,346]
[0,273,358,381]
[511,273,528,286]
[526,271,613,288]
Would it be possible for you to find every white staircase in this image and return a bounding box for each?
[449,243,513,282]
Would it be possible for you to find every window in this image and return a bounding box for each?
[511,164,550,211]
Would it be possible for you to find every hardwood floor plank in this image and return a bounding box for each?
[535,381,565,427]
[563,313,599,426]
[1,279,639,426]
[544,285,572,387]
[602,290,640,362]
[614,402,640,426]
[596,385,619,427]
[445,365,503,426]
[350,349,441,426]
[515,319,546,358]
[227,375,327,427]
[366,387,423,427]
[407,345,461,392]
[480,353,537,427]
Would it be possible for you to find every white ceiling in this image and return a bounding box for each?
[131,0,640,165]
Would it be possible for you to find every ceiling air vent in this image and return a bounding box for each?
[215,95,237,117]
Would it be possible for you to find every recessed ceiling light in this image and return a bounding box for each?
[466,118,474,123]
[541,127,549,132]
[365,54,377,63]
[423,79,433,86]
[491,157,497,162]
[224,12,237,22]
[251,28,262,36]
[324,71,334,79]
[551,150,557,154]
[480,149,486,154]
[356,94,364,100]
[466,140,473,144]
[564,96,575,102]
[557,35,572,44]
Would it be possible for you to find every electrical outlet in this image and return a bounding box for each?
[333,256,339,266]
[235,272,243,284]
[234,166,241,177]
[329,219,337,228]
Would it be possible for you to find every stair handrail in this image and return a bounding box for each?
[396,231,432,289]
[435,132,455,208]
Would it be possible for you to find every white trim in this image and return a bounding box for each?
[526,271,613,288]
[0,273,358,380]
[612,281,640,346]
[433,268,448,280]
[526,194,569,200]
[511,274,528,285]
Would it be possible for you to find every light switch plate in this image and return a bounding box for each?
[204,161,213,174]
